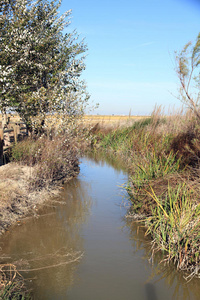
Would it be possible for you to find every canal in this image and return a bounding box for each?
[0,155,199,299]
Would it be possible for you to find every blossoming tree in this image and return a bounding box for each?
[0,0,89,134]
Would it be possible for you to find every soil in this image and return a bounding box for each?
[0,162,78,235]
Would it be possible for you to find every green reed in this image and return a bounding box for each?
[145,184,200,274]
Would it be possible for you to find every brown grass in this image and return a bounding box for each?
[83,114,150,129]
[88,107,200,277]
[0,132,80,235]
[0,162,64,235]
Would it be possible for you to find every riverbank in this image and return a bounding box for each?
[0,134,80,235]
[0,133,80,298]
[89,109,200,279]
[0,162,79,236]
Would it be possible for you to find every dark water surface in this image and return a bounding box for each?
[0,156,200,300]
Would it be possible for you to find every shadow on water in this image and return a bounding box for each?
[145,283,158,300]
[125,216,200,300]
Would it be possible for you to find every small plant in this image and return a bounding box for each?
[0,264,31,300]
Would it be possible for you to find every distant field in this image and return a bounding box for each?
[0,114,150,129]
[83,115,150,128]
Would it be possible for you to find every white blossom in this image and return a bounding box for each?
[0,0,89,133]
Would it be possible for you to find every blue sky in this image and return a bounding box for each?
[60,0,200,115]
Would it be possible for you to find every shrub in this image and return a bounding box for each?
[11,135,79,189]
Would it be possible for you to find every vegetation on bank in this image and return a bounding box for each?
[0,131,81,299]
[88,31,200,279]
[0,0,199,297]
[89,108,200,279]
[0,0,90,296]
[11,133,79,187]
[0,264,31,300]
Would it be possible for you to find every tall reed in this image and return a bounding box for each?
[89,108,200,277]
[145,184,200,277]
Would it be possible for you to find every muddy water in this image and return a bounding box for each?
[0,156,200,300]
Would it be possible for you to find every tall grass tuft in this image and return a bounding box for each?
[145,184,200,277]
[130,150,182,190]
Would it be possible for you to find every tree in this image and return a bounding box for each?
[0,0,89,133]
[175,32,200,119]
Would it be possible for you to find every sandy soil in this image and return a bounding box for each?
[0,162,75,235]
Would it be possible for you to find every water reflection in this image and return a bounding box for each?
[85,150,128,173]
[0,178,92,299]
[125,217,200,300]
[0,155,200,300]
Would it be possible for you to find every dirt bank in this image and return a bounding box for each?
[0,162,79,235]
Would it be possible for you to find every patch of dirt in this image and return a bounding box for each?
[0,162,76,235]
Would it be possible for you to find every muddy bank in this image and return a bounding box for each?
[0,162,79,235]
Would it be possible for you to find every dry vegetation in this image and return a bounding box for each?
[0,133,80,235]
[89,108,200,279]
[83,114,149,129]
[0,131,81,298]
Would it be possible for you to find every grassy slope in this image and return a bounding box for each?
[90,112,200,279]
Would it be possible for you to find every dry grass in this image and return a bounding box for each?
[0,263,29,299]
[83,114,150,129]
[0,162,64,235]
[0,132,80,235]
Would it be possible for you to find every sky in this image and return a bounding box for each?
[60,0,200,115]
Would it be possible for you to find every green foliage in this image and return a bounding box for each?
[0,282,31,299]
[130,117,153,130]
[145,184,200,274]
[0,0,89,132]
[131,150,181,190]
[97,117,153,153]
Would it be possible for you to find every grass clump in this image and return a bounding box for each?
[145,184,200,278]
[0,264,31,300]
[130,150,181,190]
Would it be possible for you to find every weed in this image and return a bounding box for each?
[0,264,31,300]
[131,151,182,190]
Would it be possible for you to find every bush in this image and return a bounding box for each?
[11,135,79,188]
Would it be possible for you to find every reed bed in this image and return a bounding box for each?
[89,108,200,278]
